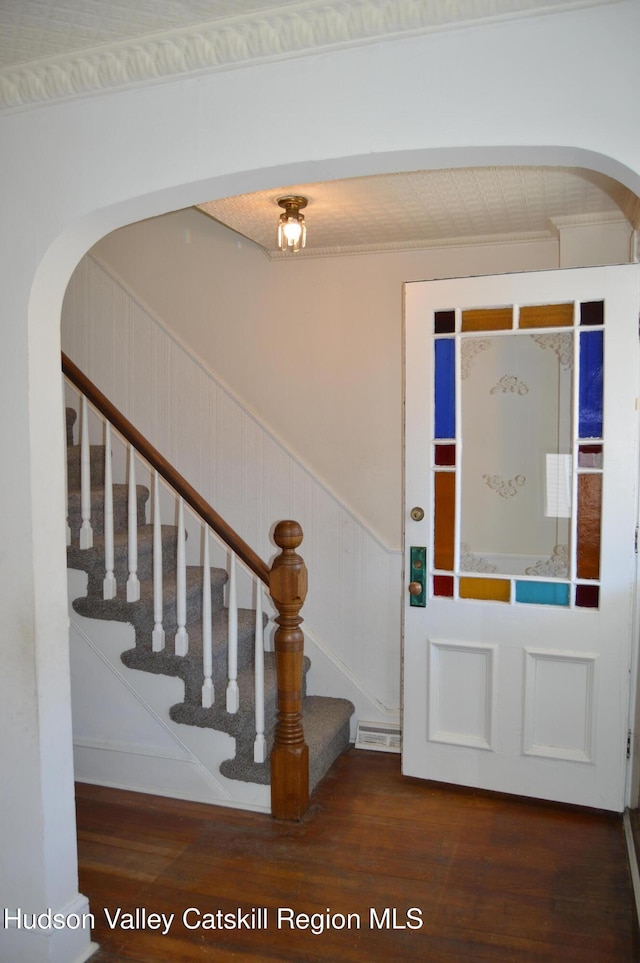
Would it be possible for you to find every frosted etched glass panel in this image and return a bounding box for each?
[460,332,572,577]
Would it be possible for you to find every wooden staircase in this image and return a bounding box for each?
[64,359,354,819]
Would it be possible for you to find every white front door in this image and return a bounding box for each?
[403,266,639,811]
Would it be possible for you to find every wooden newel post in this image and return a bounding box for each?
[269,520,309,820]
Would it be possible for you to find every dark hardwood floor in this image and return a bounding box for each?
[77,749,638,962]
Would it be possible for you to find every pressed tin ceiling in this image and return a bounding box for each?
[196,166,638,259]
[2,1,635,257]
[0,0,624,112]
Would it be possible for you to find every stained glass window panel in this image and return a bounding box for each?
[434,310,455,334]
[461,307,512,332]
[515,581,570,606]
[577,473,602,580]
[459,578,510,602]
[434,444,456,466]
[575,584,600,608]
[519,303,573,329]
[580,301,604,326]
[579,331,604,438]
[434,339,455,439]
[433,575,454,597]
[434,472,455,571]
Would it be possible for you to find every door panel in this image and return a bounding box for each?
[403,266,639,811]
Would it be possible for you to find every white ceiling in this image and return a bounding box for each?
[3,0,635,258]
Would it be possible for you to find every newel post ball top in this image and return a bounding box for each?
[269,520,308,612]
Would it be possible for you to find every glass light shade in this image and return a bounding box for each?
[278,213,306,252]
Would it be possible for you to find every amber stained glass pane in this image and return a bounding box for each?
[459,578,510,603]
[461,307,512,332]
[577,473,602,580]
[518,303,573,329]
[433,575,454,597]
[434,472,455,570]
[434,310,455,334]
[434,444,456,467]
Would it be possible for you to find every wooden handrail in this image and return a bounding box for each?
[62,352,270,585]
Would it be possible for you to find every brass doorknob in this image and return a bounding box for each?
[408,582,423,596]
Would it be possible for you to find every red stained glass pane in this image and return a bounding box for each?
[580,301,604,326]
[435,444,456,466]
[434,310,455,334]
[433,575,454,597]
[575,584,600,608]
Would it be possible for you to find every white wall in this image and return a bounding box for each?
[2,2,640,959]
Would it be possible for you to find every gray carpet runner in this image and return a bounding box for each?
[65,408,354,795]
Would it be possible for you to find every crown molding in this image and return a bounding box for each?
[0,0,620,114]
[265,229,556,260]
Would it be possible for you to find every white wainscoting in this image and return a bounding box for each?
[62,254,402,727]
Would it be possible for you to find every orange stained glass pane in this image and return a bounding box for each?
[459,577,511,603]
[461,307,512,332]
[518,303,574,329]
[577,473,602,580]
[434,471,455,570]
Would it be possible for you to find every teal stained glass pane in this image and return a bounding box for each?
[434,339,455,439]
[579,331,603,438]
[515,582,570,606]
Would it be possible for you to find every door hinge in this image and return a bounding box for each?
[627,730,632,760]
[635,524,639,554]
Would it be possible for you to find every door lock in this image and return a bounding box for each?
[410,506,425,521]
[409,546,426,606]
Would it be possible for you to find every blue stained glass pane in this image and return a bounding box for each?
[579,331,603,438]
[434,339,455,439]
[515,581,570,606]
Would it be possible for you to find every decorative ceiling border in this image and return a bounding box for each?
[0,0,621,114]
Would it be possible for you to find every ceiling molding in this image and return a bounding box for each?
[548,210,632,234]
[265,229,556,261]
[0,0,621,114]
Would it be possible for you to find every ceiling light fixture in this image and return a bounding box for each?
[277,195,308,253]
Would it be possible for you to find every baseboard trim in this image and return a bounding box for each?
[0,893,96,963]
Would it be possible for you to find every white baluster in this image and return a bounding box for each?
[253,582,266,763]
[175,497,189,655]
[226,551,239,713]
[152,471,165,651]
[79,395,93,549]
[201,526,214,708]
[126,443,140,602]
[102,421,116,599]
